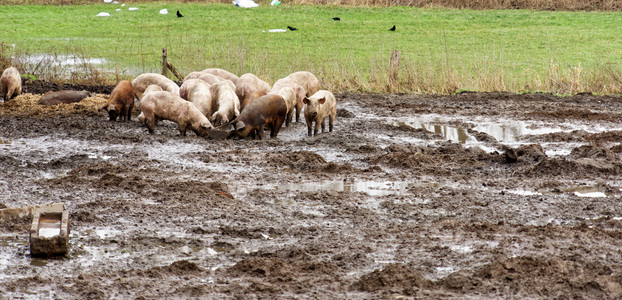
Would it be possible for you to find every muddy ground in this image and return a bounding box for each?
[1,82,622,299]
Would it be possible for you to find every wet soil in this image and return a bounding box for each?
[1,87,621,299]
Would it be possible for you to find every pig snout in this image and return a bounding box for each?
[311,112,318,118]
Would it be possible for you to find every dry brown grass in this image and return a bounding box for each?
[0,93,107,117]
[0,0,619,10]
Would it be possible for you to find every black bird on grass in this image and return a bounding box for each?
[176,10,184,18]
[332,17,341,21]
[287,26,297,31]
[389,25,396,31]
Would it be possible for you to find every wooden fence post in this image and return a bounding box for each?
[389,50,401,93]
[167,61,184,82]
[161,48,168,77]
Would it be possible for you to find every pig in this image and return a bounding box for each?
[131,73,180,101]
[179,78,203,100]
[210,81,240,126]
[235,73,271,112]
[303,90,337,136]
[137,85,164,123]
[140,90,213,136]
[185,72,225,86]
[229,94,287,140]
[285,71,319,97]
[269,87,296,127]
[100,80,135,121]
[201,68,239,84]
[1,67,22,102]
[38,90,93,105]
[187,80,213,118]
[271,78,306,123]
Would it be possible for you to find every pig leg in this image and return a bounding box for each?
[314,120,321,136]
[256,128,265,140]
[320,117,326,133]
[145,118,156,134]
[121,107,128,121]
[271,119,284,138]
[306,119,313,136]
[178,124,188,136]
[127,103,134,121]
[296,102,303,123]
[329,113,335,132]
[285,109,293,127]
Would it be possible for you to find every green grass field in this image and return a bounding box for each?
[0,3,620,94]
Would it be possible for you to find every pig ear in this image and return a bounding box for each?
[235,121,246,131]
[303,98,310,105]
[200,121,212,129]
[318,97,326,104]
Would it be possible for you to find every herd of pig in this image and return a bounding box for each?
[1,66,337,139]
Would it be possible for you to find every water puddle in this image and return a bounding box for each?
[389,115,618,145]
[565,186,608,198]
[16,54,107,67]
[275,180,410,196]
[391,116,555,144]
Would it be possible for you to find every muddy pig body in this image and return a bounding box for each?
[303,90,337,136]
[284,71,319,97]
[101,80,135,121]
[201,68,239,84]
[187,80,213,118]
[271,78,306,123]
[229,94,287,140]
[132,73,180,101]
[235,73,271,112]
[210,81,240,126]
[140,90,213,136]
[38,90,93,105]
[1,67,22,102]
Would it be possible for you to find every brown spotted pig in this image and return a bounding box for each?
[100,80,135,121]
[228,94,287,140]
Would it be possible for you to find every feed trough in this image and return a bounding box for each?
[29,205,70,257]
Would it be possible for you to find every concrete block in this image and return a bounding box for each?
[29,204,70,257]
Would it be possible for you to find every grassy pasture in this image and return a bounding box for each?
[0,3,620,94]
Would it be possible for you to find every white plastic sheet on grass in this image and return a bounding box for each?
[233,0,259,8]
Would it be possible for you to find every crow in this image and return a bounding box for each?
[176,10,183,18]
[332,17,340,21]
[287,26,297,31]
[389,25,396,31]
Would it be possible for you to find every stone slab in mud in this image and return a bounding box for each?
[1,88,621,298]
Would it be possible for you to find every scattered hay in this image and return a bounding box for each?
[0,93,108,117]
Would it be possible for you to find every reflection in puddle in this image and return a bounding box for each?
[390,116,590,144]
[566,187,607,198]
[30,259,48,267]
[276,180,410,196]
[393,120,475,144]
